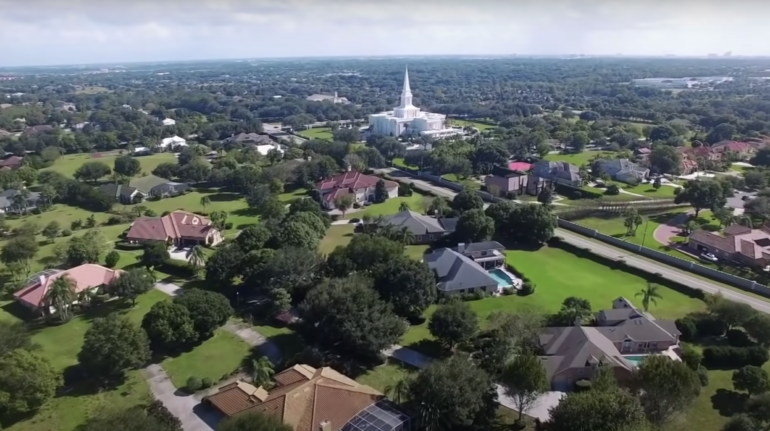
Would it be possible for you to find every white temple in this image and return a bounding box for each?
[368,68,462,139]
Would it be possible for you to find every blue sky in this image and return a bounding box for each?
[0,0,766,67]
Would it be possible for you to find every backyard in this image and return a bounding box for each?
[400,245,706,348]
[297,127,334,140]
[0,289,169,431]
[447,119,497,131]
[544,150,608,166]
[320,224,429,260]
[43,152,177,178]
[162,330,253,388]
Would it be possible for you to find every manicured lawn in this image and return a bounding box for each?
[544,150,610,166]
[319,225,428,260]
[358,194,427,218]
[392,158,419,170]
[297,127,334,140]
[401,246,705,347]
[1,289,168,431]
[162,330,252,388]
[44,153,177,178]
[731,163,754,174]
[622,184,679,199]
[577,208,692,253]
[447,119,496,131]
[356,360,417,392]
[252,322,305,361]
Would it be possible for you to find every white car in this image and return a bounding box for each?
[700,252,718,262]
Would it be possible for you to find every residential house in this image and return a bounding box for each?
[0,188,41,214]
[159,135,187,151]
[228,132,275,146]
[205,364,411,431]
[255,142,285,157]
[424,247,500,294]
[129,175,191,199]
[528,160,581,192]
[539,298,680,391]
[13,264,122,315]
[379,210,457,244]
[97,183,143,204]
[126,210,223,246]
[161,118,176,126]
[0,155,24,170]
[22,124,53,136]
[316,170,398,210]
[454,241,505,269]
[484,165,531,196]
[597,159,649,184]
[688,223,770,266]
[711,140,756,159]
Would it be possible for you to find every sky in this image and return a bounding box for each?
[1,0,768,67]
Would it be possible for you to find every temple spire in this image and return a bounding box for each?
[402,66,412,97]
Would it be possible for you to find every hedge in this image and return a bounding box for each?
[702,346,769,369]
[114,241,145,251]
[161,259,195,278]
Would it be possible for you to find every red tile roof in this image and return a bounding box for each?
[14,264,122,308]
[508,162,533,172]
[0,156,23,169]
[126,210,217,241]
[315,171,397,202]
[712,140,754,153]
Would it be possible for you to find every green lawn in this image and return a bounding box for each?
[447,119,496,131]
[731,163,754,174]
[162,330,253,388]
[577,208,693,253]
[252,322,305,361]
[623,184,679,199]
[392,158,419,170]
[44,153,177,178]
[356,360,417,392]
[1,289,168,431]
[401,246,705,347]
[319,225,428,260]
[356,194,426,218]
[297,127,334,140]
[544,150,610,166]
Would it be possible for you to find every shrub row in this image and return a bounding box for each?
[185,376,213,392]
[114,241,144,251]
[702,346,769,369]
[161,259,196,278]
[676,313,728,341]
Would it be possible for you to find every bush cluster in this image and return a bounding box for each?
[702,346,769,368]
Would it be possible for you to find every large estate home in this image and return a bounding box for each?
[424,241,518,294]
[688,223,770,266]
[484,161,581,197]
[378,210,457,244]
[596,159,649,184]
[539,297,681,391]
[0,188,42,214]
[315,170,398,210]
[14,264,122,315]
[126,210,223,246]
[205,364,411,431]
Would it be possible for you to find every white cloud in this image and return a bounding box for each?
[0,0,767,66]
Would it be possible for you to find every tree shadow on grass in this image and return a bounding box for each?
[231,208,259,218]
[711,388,748,417]
[58,363,129,398]
[1,300,35,321]
[205,193,242,203]
[404,339,447,359]
[79,299,135,323]
[236,222,258,230]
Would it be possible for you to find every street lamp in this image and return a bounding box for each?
[641,219,650,248]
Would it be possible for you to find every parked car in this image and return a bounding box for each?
[700,252,718,262]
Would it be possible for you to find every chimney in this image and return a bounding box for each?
[319,420,332,431]
[346,163,352,172]
[574,317,582,327]
[457,243,465,254]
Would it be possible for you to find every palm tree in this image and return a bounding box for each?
[398,226,415,245]
[200,196,211,211]
[251,357,274,388]
[188,245,206,273]
[635,282,663,312]
[45,275,77,321]
[398,201,411,212]
[384,378,410,405]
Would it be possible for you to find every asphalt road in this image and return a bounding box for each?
[376,168,770,314]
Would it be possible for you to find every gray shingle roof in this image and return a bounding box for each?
[595,315,680,343]
[456,241,504,254]
[424,248,498,292]
[0,189,41,208]
[381,210,456,235]
[539,327,634,379]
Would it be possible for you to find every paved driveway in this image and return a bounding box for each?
[143,364,221,431]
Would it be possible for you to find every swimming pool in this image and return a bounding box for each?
[623,355,649,367]
[488,268,514,288]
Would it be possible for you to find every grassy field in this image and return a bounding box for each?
[297,127,334,140]
[162,330,253,388]
[44,153,177,178]
[544,150,609,166]
[1,289,169,431]
[401,246,705,347]
[447,119,497,131]
[319,224,428,260]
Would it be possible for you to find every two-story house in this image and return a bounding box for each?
[597,159,649,184]
[315,170,398,210]
[538,297,681,391]
[455,241,505,269]
[528,160,581,192]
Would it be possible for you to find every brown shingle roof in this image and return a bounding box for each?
[126,210,217,241]
[689,229,736,253]
[206,364,385,431]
